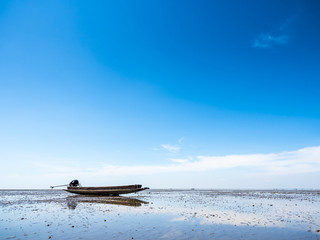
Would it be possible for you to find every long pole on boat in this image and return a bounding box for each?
[50,184,68,189]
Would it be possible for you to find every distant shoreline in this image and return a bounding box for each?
[1,188,320,191]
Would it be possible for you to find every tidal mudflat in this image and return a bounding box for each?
[1,189,320,239]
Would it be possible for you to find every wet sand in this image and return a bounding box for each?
[1,189,320,239]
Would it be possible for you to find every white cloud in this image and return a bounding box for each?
[3,146,319,188]
[170,158,189,163]
[32,146,320,177]
[196,146,320,174]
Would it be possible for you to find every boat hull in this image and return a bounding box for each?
[64,184,149,196]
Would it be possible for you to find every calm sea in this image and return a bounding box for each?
[1,189,320,239]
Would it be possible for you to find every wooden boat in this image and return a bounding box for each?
[65,184,149,196]
[51,180,149,196]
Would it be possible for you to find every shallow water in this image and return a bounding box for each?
[1,189,320,239]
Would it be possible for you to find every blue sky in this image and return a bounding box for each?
[1,0,320,189]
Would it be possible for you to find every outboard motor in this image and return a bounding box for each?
[69,179,80,187]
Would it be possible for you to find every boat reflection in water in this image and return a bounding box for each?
[66,195,149,209]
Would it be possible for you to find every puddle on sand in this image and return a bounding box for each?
[1,189,320,239]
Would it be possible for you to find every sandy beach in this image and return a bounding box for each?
[1,189,320,239]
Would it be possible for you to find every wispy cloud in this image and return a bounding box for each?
[161,144,180,154]
[3,145,319,188]
[33,146,320,177]
[178,137,184,144]
[252,16,295,49]
[280,14,297,31]
[161,137,184,154]
[170,158,189,163]
[252,34,290,48]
